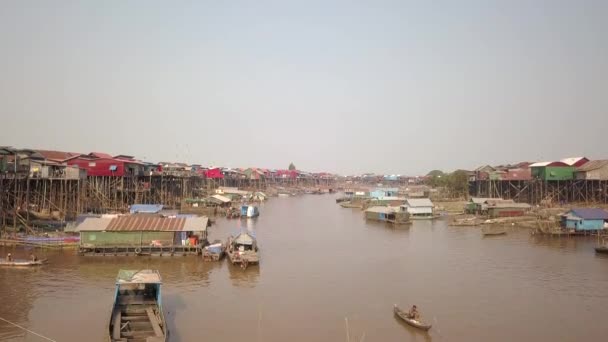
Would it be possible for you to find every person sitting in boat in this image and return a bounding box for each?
[6,253,13,262]
[408,305,420,320]
[30,253,38,262]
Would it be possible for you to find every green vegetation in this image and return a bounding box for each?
[426,170,469,198]
[288,162,296,170]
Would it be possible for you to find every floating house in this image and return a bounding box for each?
[208,195,232,207]
[364,206,410,224]
[401,198,434,219]
[77,215,209,256]
[366,197,405,208]
[465,197,500,214]
[561,208,608,231]
[485,200,531,218]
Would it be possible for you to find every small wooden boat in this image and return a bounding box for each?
[202,240,226,261]
[393,305,432,331]
[595,246,608,254]
[0,259,47,267]
[109,270,167,342]
[482,226,507,236]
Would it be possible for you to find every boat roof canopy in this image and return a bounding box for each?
[234,232,255,245]
[116,269,162,284]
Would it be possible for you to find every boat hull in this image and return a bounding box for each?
[595,247,608,254]
[393,305,432,331]
[0,259,47,267]
[109,271,167,342]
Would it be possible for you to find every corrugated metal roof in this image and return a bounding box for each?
[218,187,250,195]
[530,161,569,167]
[35,150,81,161]
[560,157,587,166]
[569,208,608,220]
[76,217,112,231]
[365,206,398,214]
[404,198,434,207]
[211,194,231,203]
[106,216,184,231]
[489,202,531,209]
[89,152,114,159]
[485,199,515,205]
[129,204,164,214]
[470,197,502,204]
[405,207,433,214]
[77,216,208,232]
[577,160,608,172]
[234,232,255,245]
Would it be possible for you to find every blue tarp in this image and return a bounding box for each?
[130,204,164,214]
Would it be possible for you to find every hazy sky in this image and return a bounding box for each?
[1,1,607,175]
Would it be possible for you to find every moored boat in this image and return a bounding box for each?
[109,270,167,342]
[482,226,507,236]
[393,304,432,331]
[241,205,260,218]
[365,206,410,225]
[227,232,259,269]
[202,240,226,261]
[595,246,608,254]
[0,259,47,267]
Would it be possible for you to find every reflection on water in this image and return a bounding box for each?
[2,195,608,341]
[227,262,260,288]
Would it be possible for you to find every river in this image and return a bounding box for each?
[1,194,608,341]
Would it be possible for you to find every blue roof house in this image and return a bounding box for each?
[561,208,608,231]
[369,188,399,199]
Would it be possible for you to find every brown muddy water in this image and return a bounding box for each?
[1,194,608,341]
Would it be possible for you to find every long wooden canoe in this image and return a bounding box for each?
[595,246,608,254]
[0,259,47,267]
[393,305,432,331]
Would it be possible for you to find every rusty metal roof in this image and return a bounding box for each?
[106,216,185,231]
[577,160,608,172]
[77,215,208,232]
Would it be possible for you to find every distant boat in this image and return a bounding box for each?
[482,226,507,236]
[241,205,260,218]
[109,270,167,342]
[595,246,608,254]
[393,305,432,331]
[0,259,47,267]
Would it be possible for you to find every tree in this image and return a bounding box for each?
[288,162,296,170]
[427,170,445,178]
[447,170,469,197]
[426,170,446,187]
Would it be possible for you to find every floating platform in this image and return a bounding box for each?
[79,245,201,256]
